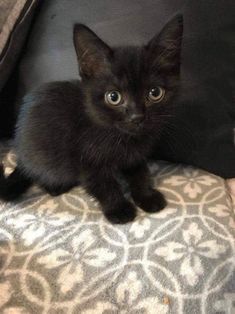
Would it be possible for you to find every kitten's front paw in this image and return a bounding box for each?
[104,201,137,224]
[134,189,167,213]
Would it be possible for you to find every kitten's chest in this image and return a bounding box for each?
[81,131,153,168]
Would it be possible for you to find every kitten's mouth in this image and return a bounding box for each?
[115,121,144,135]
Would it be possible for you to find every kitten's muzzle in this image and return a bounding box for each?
[128,113,145,125]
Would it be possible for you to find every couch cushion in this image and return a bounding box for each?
[0,142,234,313]
[0,0,39,91]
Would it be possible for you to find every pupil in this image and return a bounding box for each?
[151,87,160,97]
[110,92,118,102]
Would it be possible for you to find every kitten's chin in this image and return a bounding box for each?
[115,122,144,136]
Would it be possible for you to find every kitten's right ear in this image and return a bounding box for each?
[73,24,113,79]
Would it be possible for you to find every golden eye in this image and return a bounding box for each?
[105,91,122,106]
[148,87,165,102]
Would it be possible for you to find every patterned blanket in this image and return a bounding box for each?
[0,142,234,314]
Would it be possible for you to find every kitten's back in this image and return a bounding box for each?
[15,81,85,185]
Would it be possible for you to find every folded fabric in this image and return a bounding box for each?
[0,0,39,91]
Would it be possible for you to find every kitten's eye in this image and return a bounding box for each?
[148,87,165,103]
[105,91,122,106]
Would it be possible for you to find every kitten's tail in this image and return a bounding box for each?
[0,164,32,201]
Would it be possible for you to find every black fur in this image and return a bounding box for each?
[0,15,183,223]
[0,166,32,201]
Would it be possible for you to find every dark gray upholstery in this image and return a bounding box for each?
[18,0,185,92]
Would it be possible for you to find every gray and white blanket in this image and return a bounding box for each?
[0,142,234,314]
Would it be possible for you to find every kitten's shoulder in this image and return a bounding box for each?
[22,80,82,106]
[18,80,85,130]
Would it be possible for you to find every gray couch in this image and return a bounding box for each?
[0,1,234,313]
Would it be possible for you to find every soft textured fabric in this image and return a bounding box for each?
[18,0,235,178]
[0,0,39,91]
[0,142,234,313]
[0,0,27,54]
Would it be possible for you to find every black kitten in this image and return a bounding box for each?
[0,15,183,224]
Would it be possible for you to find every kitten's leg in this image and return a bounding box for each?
[123,163,167,213]
[43,183,76,196]
[84,170,136,224]
[0,165,32,201]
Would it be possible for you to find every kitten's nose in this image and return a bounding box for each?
[129,113,145,125]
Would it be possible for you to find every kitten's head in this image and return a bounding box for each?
[73,15,183,135]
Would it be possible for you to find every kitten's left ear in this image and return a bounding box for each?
[73,24,113,79]
[146,14,183,74]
